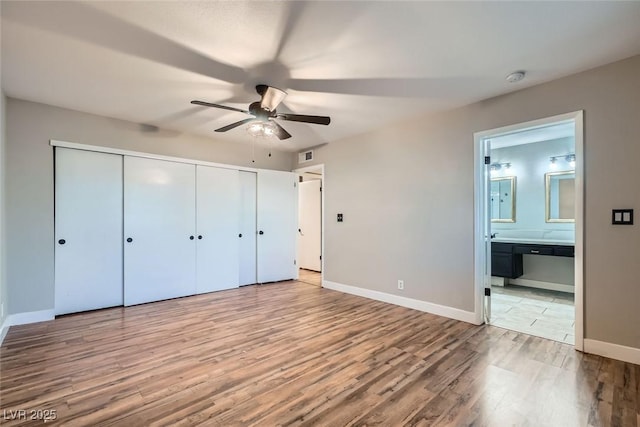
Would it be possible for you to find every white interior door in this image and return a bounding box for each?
[298,179,322,272]
[124,156,196,305]
[196,165,240,293]
[54,148,123,315]
[239,171,257,286]
[257,169,297,283]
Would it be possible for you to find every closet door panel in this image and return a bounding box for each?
[239,171,257,286]
[54,148,123,315]
[124,157,196,305]
[257,170,297,283]
[196,166,240,293]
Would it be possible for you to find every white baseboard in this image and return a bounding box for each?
[508,278,574,294]
[584,339,640,365]
[0,309,55,346]
[323,280,479,325]
[0,319,9,346]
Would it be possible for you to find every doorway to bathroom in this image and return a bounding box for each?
[474,112,584,349]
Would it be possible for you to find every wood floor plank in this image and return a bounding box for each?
[1,278,638,426]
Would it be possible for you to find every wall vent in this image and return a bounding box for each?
[298,150,314,163]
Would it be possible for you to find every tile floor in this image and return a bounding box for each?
[490,285,575,344]
[298,268,322,286]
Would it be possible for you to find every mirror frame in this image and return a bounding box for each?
[490,176,516,223]
[545,170,575,223]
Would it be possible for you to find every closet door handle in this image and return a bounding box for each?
[126,237,133,243]
[238,233,243,238]
[58,239,66,245]
[189,235,195,240]
[258,230,264,235]
[198,235,203,240]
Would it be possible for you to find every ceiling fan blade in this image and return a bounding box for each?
[276,113,330,125]
[257,85,287,111]
[272,121,292,140]
[191,100,249,114]
[215,118,256,132]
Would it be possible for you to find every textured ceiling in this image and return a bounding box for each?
[2,1,640,152]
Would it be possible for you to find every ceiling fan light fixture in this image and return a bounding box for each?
[247,120,277,138]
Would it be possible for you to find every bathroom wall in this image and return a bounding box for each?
[491,137,575,240]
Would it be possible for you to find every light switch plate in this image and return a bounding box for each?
[612,209,633,225]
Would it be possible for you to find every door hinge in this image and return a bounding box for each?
[319,255,322,260]
[294,259,297,265]
[320,186,322,192]
[484,156,491,165]
[294,181,297,188]
[484,288,491,296]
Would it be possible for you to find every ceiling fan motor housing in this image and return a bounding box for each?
[248,101,276,120]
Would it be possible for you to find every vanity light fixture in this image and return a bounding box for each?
[549,154,575,169]
[566,154,576,168]
[490,162,511,175]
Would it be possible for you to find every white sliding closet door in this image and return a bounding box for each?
[196,166,240,293]
[257,170,297,283]
[298,179,322,272]
[239,171,257,286]
[124,157,196,305]
[55,148,123,315]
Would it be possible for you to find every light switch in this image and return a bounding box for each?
[612,209,634,225]
[337,213,343,222]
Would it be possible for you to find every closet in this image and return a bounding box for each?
[54,146,297,313]
[54,149,124,315]
[195,165,240,294]
[123,156,197,306]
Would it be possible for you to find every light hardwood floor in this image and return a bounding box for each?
[298,268,321,287]
[1,281,638,426]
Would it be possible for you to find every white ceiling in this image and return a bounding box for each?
[2,1,640,152]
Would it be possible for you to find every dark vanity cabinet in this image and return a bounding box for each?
[491,241,574,278]
[491,242,523,279]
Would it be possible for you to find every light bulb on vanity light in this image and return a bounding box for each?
[566,154,576,168]
[549,157,558,170]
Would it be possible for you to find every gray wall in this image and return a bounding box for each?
[5,98,295,314]
[0,93,7,327]
[297,55,640,349]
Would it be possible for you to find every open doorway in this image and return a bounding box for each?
[294,164,323,287]
[474,112,584,349]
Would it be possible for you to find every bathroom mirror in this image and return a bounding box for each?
[490,176,516,222]
[546,171,575,222]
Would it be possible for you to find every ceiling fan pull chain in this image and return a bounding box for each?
[252,137,256,163]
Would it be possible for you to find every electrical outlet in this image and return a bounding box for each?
[397,280,404,290]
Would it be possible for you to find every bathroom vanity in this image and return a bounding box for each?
[491,238,575,292]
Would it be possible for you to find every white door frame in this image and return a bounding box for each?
[293,164,325,284]
[473,111,584,351]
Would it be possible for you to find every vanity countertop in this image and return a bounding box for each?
[492,237,574,246]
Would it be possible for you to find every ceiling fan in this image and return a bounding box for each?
[191,85,331,140]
